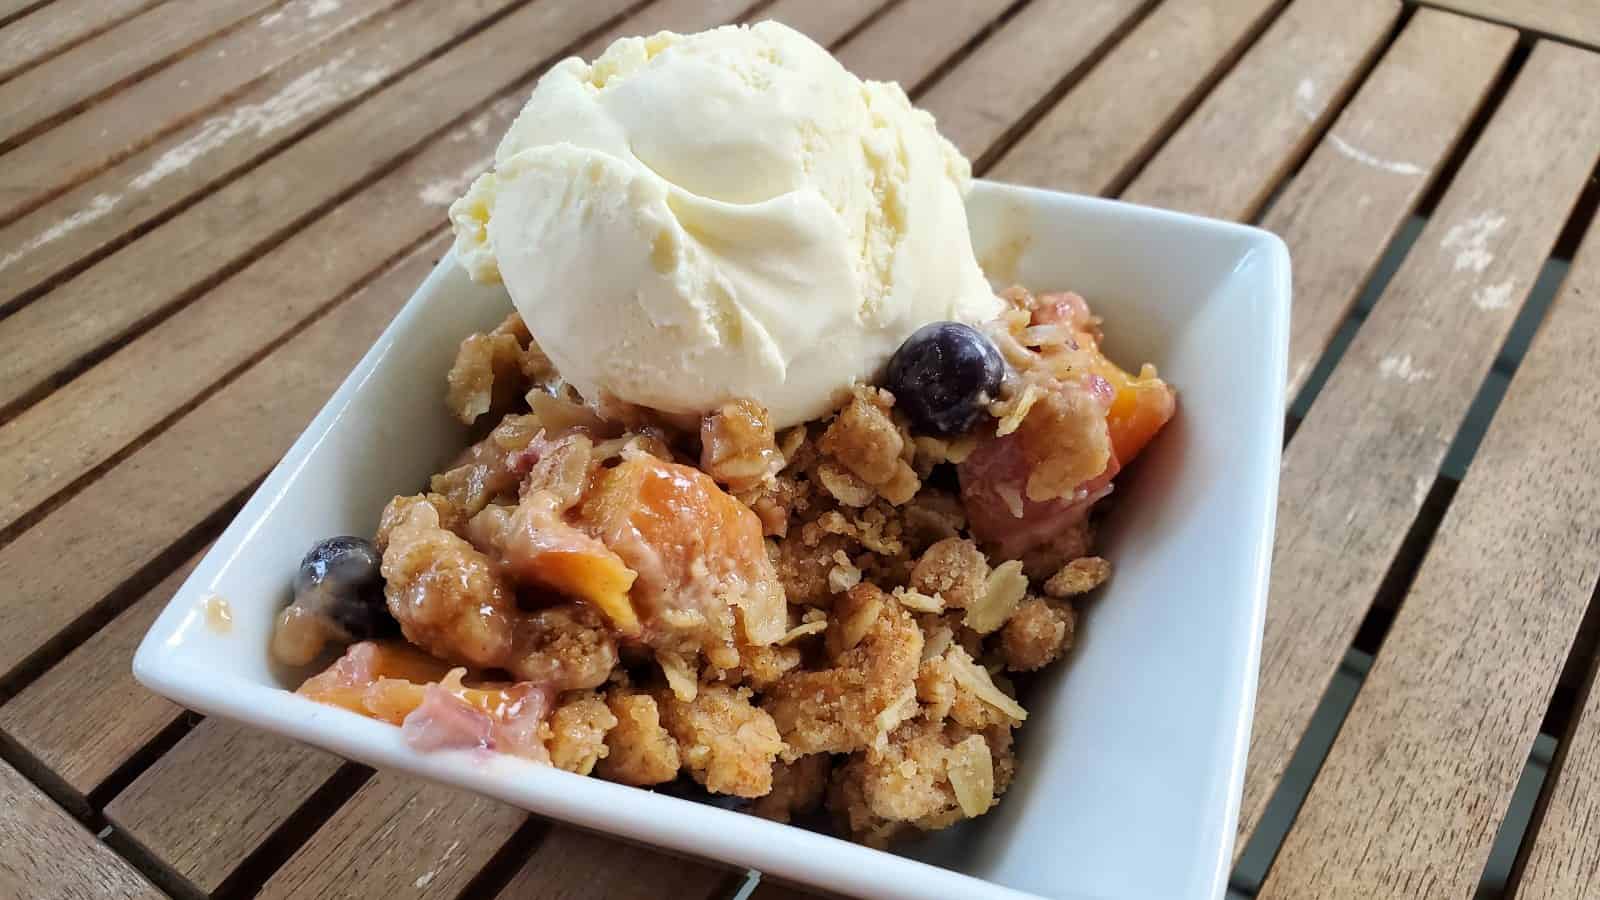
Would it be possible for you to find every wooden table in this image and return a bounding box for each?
[1,1,1597,898]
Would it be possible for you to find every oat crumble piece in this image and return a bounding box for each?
[597,687,681,786]
[818,386,920,505]
[1000,597,1075,672]
[908,537,989,609]
[1044,556,1112,598]
[545,692,617,775]
[701,400,785,495]
[772,527,856,608]
[763,584,922,760]
[656,683,786,798]
[447,326,527,425]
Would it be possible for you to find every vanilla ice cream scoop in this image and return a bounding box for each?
[449,21,1001,427]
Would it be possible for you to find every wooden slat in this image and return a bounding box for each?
[1245,40,1600,897]
[493,829,736,900]
[988,0,1283,193]
[256,773,526,900]
[1506,218,1600,900]
[1275,9,1514,401]
[61,3,759,892]
[106,719,343,893]
[0,0,279,149]
[1235,10,1517,852]
[0,0,753,684]
[752,0,885,48]
[832,0,1012,91]
[0,758,162,900]
[0,0,523,312]
[0,0,405,227]
[0,0,639,524]
[0,0,49,26]
[917,0,1150,165]
[0,549,199,796]
[0,0,159,84]
[1122,0,1400,220]
[1424,0,1600,50]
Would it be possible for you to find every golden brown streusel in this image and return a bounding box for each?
[1044,555,1112,598]
[701,399,785,495]
[380,498,516,670]
[818,386,920,505]
[772,527,856,608]
[375,492,462,552]
[447,329,525,425]
[545,692,617,775]
[828,717,1015,846]
[908,537,989,610]
[999,597,1075,672]
[916,643,1016,730]
[596,687,680,786]
[298,281,1170,846]
[657,684,786,798]
[763,584,922,760]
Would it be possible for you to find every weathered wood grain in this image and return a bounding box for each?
[1262,168,1600,900]
[0,758,162,900]
[0,0,49,27]
[1423,0,1600,50]
[0,0,759,695]
[256,772,526,900]
[919,0,1150,164]
[1233,12,1517,853]
[1246,40,1600,897]
[753,0,886,47]
[0,0,159,83]
[833,0,1013,91]
[106,718,344,892]
[0,219,445,697]
[0,0,405,227]
[1505,217,1600,900]
[988,0,1284,194]
[1274,8,1514,401]
[0,0,639,519]
[493,828,738,899]
[0,0,280,149]
[0,0,523,313]
[1123,0,1401,219]
[0,549,199,797]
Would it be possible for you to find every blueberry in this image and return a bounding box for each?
[886,322,1005,437]
[294,536,395,640]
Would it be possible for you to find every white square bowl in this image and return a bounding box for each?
[134,179,1289,900]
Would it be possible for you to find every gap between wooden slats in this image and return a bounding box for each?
[1414,0,1600,53]
[0,0,162,85]
[0,0,411,232]
[0,0,533,323]
[1227,7,1520,861]
[0,0,284,153]
[1252,40,1600,899]
[0,2,655,539]
[0,757,163,900]
[0,0,54,30]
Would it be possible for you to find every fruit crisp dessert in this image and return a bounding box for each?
[270,22,1176,848]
